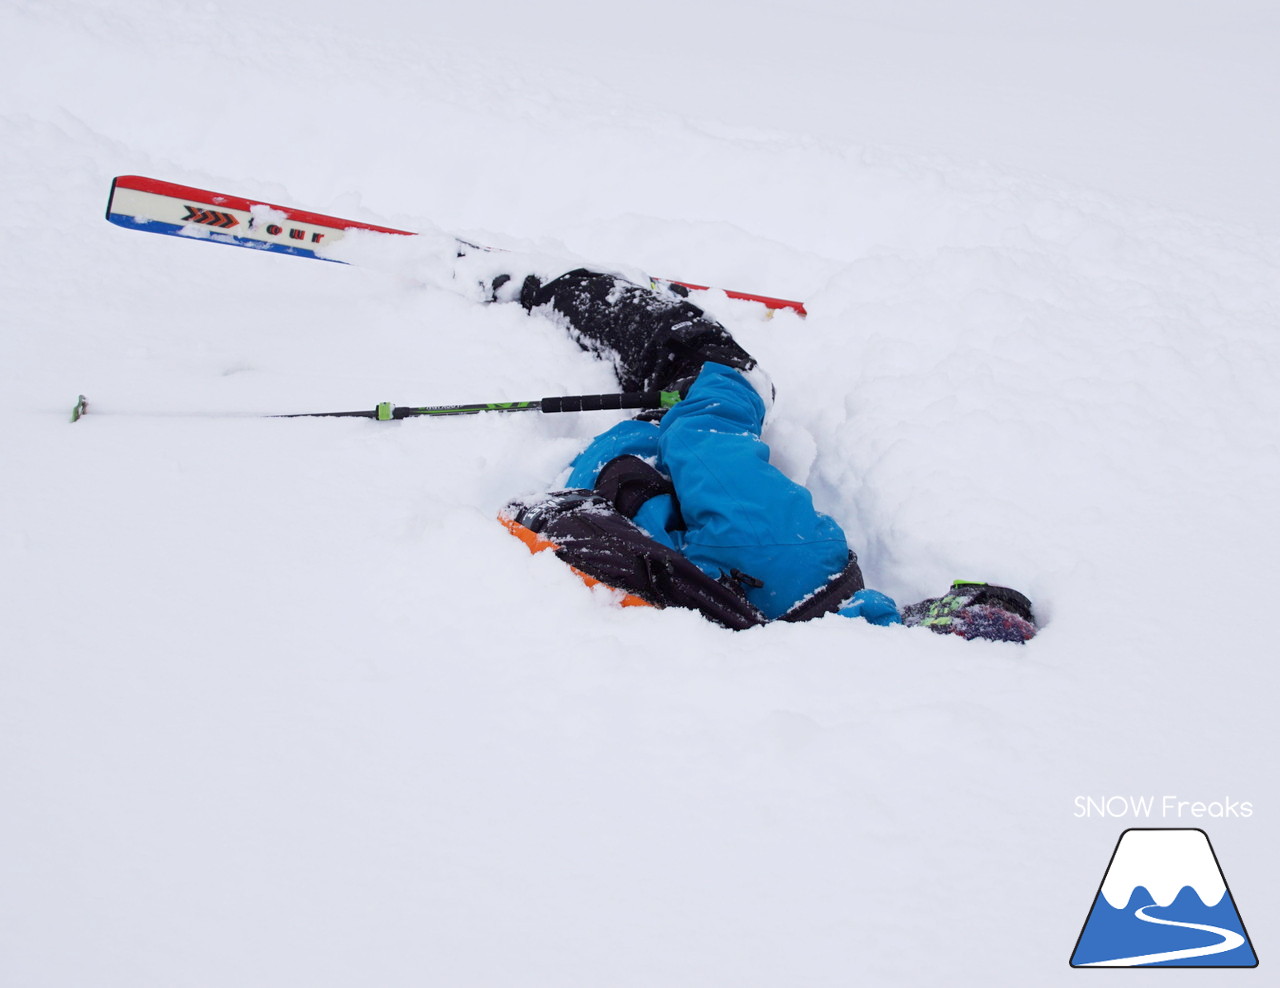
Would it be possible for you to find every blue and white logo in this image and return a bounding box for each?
[1070,829,1258,968]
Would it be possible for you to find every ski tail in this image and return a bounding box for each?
[105,175,807,315]
[104,175,414,262]
[653,277,807,316]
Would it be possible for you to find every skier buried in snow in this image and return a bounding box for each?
[479,263,1036,641]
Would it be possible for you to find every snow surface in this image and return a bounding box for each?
[3,1,1278,985]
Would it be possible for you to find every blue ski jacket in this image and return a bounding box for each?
[565,362,899,624]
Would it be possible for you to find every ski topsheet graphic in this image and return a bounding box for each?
[1070,829,1258,968]
[105,175,411,261]
[104,176,808,315]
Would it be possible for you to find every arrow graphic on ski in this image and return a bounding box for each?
[105,175,807,315]
[182,205,239,229]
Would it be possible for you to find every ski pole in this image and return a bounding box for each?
[69,390,682,422]
[277,390,683,420]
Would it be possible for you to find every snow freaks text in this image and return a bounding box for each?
[1073,796,1253,819]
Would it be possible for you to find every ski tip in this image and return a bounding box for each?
[71,394,87,423]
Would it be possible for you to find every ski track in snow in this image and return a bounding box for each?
[2,2,1278,986]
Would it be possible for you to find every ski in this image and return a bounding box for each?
[104,175,807,316]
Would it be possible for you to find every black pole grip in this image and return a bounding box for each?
[540,391,660,413]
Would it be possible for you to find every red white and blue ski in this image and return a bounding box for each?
[105,175,410,262]
[105,175,808,316]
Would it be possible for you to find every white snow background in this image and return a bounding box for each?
[3,0,1278,984]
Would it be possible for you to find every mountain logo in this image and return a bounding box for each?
[1070,828,1258,968]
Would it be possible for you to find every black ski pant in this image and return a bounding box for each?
[523,269,756,394]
